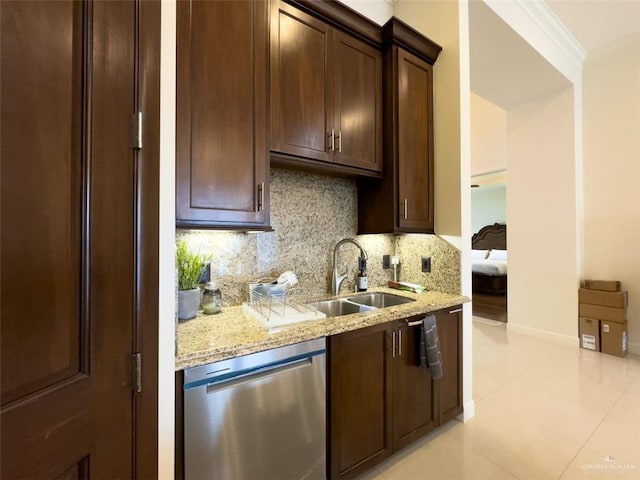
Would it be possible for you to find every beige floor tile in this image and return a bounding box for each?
[503,365,629,411]
[582,416,640,464]
[607,391,640,426]
[478,380,610,445]
[559,445,640,480]
[627,373,640,394]
[376,430,517,480]
[446,402,582,479]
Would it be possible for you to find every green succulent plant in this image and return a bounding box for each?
[176,240,211,291]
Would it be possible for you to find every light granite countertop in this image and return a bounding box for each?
[175,287,470,370]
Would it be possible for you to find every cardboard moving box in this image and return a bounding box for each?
[601,321,628,357]
[582,279,621,292]
[579,303,626,323]
[579,289,628,308]
[579,318,600,351]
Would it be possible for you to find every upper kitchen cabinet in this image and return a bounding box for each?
[176,0,270,230]
[270,1,382,175]
[358,19,442,234]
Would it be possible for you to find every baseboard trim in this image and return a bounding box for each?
[506,322,579,347]
[457,400,475,422]
[628,341,640,355]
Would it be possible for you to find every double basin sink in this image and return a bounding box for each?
[308,292,415,318]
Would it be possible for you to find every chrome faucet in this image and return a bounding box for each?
[332,238,368,296]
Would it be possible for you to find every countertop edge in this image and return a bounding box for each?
[175,288,470,371]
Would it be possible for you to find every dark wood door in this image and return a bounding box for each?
[392,319,437,451]
[270,1,333,163]
[1,1,159,478]
[328,323,393,479]
[436,307,463,423]
[177,0,269,229]
[333,30,382,172]
[397,48,434,233]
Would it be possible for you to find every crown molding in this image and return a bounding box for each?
[518,0,586,69]
[385,0,398,5]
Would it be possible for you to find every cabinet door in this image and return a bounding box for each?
[271,1,333,162]
[329,323,392,479]
[435,307,463,423]
[333,31,382,172]
[176,0,269,228]
[392,319,437,451]
[397,48,434,232]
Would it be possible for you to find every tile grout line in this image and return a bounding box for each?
[554,385,630,480]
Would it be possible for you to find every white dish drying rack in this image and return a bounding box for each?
[243,279,326,328]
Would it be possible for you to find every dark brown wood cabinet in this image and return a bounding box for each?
[435,306,464,423]
[328,306,462,479]
[392,317,438,451]
[176,0,270,229]
[270,1,382,174]
[328,322,393,479]
[358,19,442,234]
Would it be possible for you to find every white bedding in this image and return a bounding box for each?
[472,259,507,276]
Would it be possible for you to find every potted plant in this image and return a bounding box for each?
[177,240,210,320]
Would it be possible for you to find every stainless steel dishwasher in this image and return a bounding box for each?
[183,338,326,480]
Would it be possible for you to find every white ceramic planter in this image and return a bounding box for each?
[178,288,200,320]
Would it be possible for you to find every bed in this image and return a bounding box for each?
[471,223,507,295]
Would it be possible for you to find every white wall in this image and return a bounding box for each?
[159,1,176,477]
[471,185,506,235]
[507,87,578,341]
[583,41,640,353]
[470,92,507,176]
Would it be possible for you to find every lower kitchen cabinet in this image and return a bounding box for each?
[436,306,463,423]
[392,318,438,451]
[328,306,463,479]
[328,322,393,479]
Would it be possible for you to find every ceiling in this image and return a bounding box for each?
[546,0,640,54]
[470,0,640,109]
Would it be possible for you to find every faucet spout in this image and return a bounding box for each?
[331,238,368,296]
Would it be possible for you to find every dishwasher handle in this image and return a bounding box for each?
[205,356,313,393]
[184,348,326,391]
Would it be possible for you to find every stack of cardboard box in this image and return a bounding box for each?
[578,280,628,357]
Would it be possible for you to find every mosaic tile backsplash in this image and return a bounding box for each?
[177,168,460,306]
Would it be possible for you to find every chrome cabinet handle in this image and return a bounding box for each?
[328,129,335,151]
[403,198,408,219]
[398,330,402,357]
[338,130,342,153]
[392,331,396,358]
[407,319,422,327]
[257,182,264,212]
[449,308,462,314]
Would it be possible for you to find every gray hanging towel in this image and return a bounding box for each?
[419,314,443,379]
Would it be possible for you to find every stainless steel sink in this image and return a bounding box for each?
[309,299,362,317]
[347,292,416,308]
[308,292,415,318]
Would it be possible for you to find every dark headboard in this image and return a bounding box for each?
[472,223,507,250]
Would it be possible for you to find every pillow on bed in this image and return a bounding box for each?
[472,249,490,260]
[487,249,507,261]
